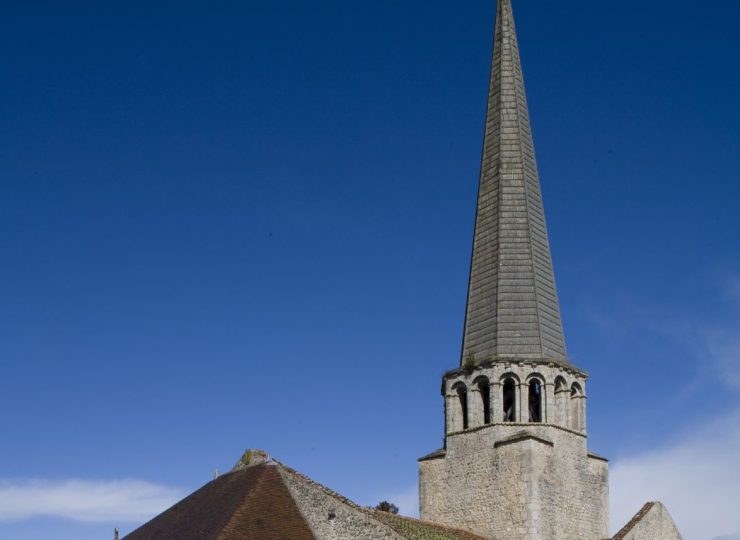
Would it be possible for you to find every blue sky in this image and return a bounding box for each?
[1,1,739,539]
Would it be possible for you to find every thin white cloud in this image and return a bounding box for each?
[722,272,740,303]
[681,273,740,390]
[709,534,740,540]
[610,411,740,540]
[701,326,740,390]
[610,280,740,540]
[0,478,183,523]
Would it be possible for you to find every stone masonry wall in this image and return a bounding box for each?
[420,425,608,539]
[279,467,404,540]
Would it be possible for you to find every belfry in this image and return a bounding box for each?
[420,0,606,537]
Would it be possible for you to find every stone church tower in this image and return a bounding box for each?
[418,0,610,538]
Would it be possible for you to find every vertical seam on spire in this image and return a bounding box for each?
[493,0,505,362]
[505,0,546,358]
[461,0,504,365]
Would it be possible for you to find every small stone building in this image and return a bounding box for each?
[124,1,684,538]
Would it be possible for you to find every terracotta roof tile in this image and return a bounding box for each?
[124,464,314,540]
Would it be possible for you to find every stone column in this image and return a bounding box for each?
[555,387,569,427]
[445,393,461,433]
[491,381,501,424]
[576,395,586,433]
[569,393,584,432]
[522,380,530,423]
[580,382,588,432]
[469,386,483,428]
[544,382,554,423]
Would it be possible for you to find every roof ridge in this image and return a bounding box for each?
[273,459,365,510]
[370,509,488,540]
[612,502,657,540]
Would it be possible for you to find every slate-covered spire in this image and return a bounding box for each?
[461,0,567,365]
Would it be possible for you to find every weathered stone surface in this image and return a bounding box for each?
[420,425,608,540]
[279,463,488,540]
[280,467,404,540]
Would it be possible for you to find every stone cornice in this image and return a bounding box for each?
[443,357,588,381]
[446,421,587,439]
[417,448,447,462]
[587,450,609,463]
[493,430,554,449]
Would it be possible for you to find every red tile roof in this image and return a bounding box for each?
[124,464,314,540]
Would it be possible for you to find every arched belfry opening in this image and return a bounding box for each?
[502,377,516,422]
[570,382,584,431]
[528,379,543,423]
[554,376,568,426]
[475,377,491,425]
[456,384,469,430]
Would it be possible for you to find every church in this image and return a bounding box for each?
[124,1,683,538]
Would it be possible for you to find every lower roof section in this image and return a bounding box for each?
[124,451,487,540]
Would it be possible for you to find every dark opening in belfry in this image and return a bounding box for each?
[570,383,583,431]
[457,385,469,430]
[529,380,542,423]
[502,378,516,422]
[478,380,491,424]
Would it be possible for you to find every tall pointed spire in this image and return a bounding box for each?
[461,0,567,365]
